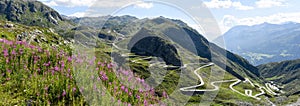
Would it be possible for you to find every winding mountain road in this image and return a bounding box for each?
[112,37,279,101]
[179,63,265,100]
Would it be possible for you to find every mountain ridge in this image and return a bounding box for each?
[214,22,300,65]
[0,0,64,27]
[3,1,298,105]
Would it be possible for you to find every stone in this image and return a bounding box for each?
[5,23,14,28]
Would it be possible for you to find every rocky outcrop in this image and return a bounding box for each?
[128,28,181,66]
[0,0,63,27]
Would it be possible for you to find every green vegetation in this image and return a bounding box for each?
[0,0,299,105]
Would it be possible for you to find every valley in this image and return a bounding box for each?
[0,0,299,105]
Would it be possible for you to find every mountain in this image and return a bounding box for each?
[1,1,291,105]
[71,15,138,30]
[258,59,300,96]
[128,28,182,66]
[73,16,261,80]
[0,0,64,27]
[214,22,300,65]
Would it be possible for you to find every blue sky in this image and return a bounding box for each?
[38,0,300,40]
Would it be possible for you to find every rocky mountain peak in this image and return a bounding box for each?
[0,0,63,27]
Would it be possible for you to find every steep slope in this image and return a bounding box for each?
[0,0,64,27]
[0,20,71,49]
[69,15,272,105]
[214,22,300,65]
[128,28,182,66]
[258,59,300,96]
[159,17,260,80]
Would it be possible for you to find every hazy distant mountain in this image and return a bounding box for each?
[214,22,300,65]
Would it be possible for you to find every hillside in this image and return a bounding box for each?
[72,16,261,80]
[214,22,300,65]
[258,59,300,96]
[0,0,66,27]
[0,0,295,105]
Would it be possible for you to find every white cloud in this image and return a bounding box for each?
[67,9,105,17]
[90,0,136,8]
[41,0,97,7]
[68,12,86,17]
[41,0,154,8]
[232,2,254,10]
[204,0,254,10]
[220,15,238,33]
[204,0,287,10]
[44,1,58,6]
[220,12,300,33]
[204,0,232,9]
[255,0,286,8]
[134,2,153,9]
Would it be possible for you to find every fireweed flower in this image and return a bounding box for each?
[99,71,104,76]
[19,48,23,54]
[101,63,105,67]
[69,75,73,79]
[54,66,59,71]
[11,50,16,55]
[107,63,112,69]
[67,56,72,62]
[129,92,132,96]
[113,87,117,93]
[51,70,55,75]
[72,87,76,92]
[121,86,125,91]
[38,47,42,52]
[118,100,121,105]
[3,49,8,57]
[136,95,140,100]
[6,59,9,63]
[128,76,132,82]
[29,45,35,49]
[62,90,66,97]
[61,62,65,67]
[102,74,108,81]
[162,91,168,98]
[143,99,148,106]
[139,88,143,93]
